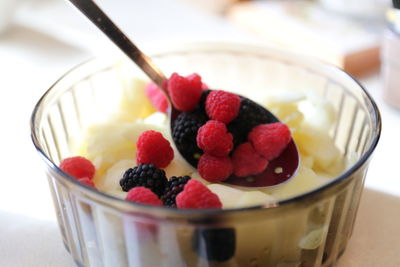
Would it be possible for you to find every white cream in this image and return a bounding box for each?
[76,78,345,209]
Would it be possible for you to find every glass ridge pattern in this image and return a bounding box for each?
[31,44,381,267]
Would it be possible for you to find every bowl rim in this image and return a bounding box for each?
[30,41,382,216]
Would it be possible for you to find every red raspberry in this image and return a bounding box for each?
[197,120,233,156]
[198,154,233,182]
[176,179,222,209]
[248,122,291,160]
[186,73,209,90]
[167,72,203,112]
[145,74,208,113]
[126,187,163,206]
[60,156,95,180]
[232,142,269,177]
[78,177,96,188]
[145,82,169,113]
[205,90,241,123]
[136,130,174,168]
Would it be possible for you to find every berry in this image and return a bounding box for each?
[145,82,168,113]
[192,228,236,261]
[167,72,203,112]
[172,111,208,166]
[228,97,277,147]
[78,177,96,188]
[162,176,191,207]
[231,142,269,177]
[197,120,233,157]
[126,187,163,206]
[195,89,211,115]
[198,154,233,182]
[186,73,209,90]
[136,130,174,168]
[59,156,95,180]
[248,122,291,160]
[176,179,222,209]
[201,83,209,90]
[205,90,241,123]
[120,163,167,197]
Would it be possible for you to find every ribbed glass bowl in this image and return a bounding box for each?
[31,42,381,267]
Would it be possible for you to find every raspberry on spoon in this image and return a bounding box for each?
[167,72,203,112]
[196,120,233,157]
[248,122,291,160]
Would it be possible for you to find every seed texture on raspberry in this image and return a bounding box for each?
[136,130,174,168]
[60,156,95,180]
[206,90,241,123]
[248,122,291,160]
[172,111,208,166]
[145,82,169,113]
[232,142,269,177]
[167,72,203,112]
[120,163,167,197]
[78,177,96,188]
[197,120,233,157]
[126,187,163,206]
[228,97,277,147]
[176,179,222,209]
[198,154,233,182]
[162,176,191,207]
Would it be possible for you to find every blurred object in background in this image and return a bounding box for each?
[382,0,400,109]
[0,0,21,34]
[227,0,383,76]
[178,0,239,14]
[13,0,252,54]
[319,0,390,20]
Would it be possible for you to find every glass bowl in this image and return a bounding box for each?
[31,42,381,267]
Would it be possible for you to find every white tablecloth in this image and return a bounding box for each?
[0,0,399,266]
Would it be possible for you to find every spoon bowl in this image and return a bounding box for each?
[68,0,299,187]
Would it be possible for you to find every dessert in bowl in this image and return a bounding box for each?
[31,42,380,267]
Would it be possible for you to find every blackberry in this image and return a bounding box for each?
[172,111,208,166]
[192,228,236,262]
[196,89,211,114]
[228,97,277,147]
[119,163,167,197]
[162,176,191,207]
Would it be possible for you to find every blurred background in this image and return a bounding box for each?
[0,0,399,266]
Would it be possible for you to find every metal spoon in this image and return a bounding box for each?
[68,0,299,187]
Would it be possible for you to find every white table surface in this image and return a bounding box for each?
[0,0,399,266]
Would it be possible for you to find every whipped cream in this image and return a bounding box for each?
[74,78,344,209]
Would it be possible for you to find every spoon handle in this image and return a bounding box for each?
[68,0,167,89]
